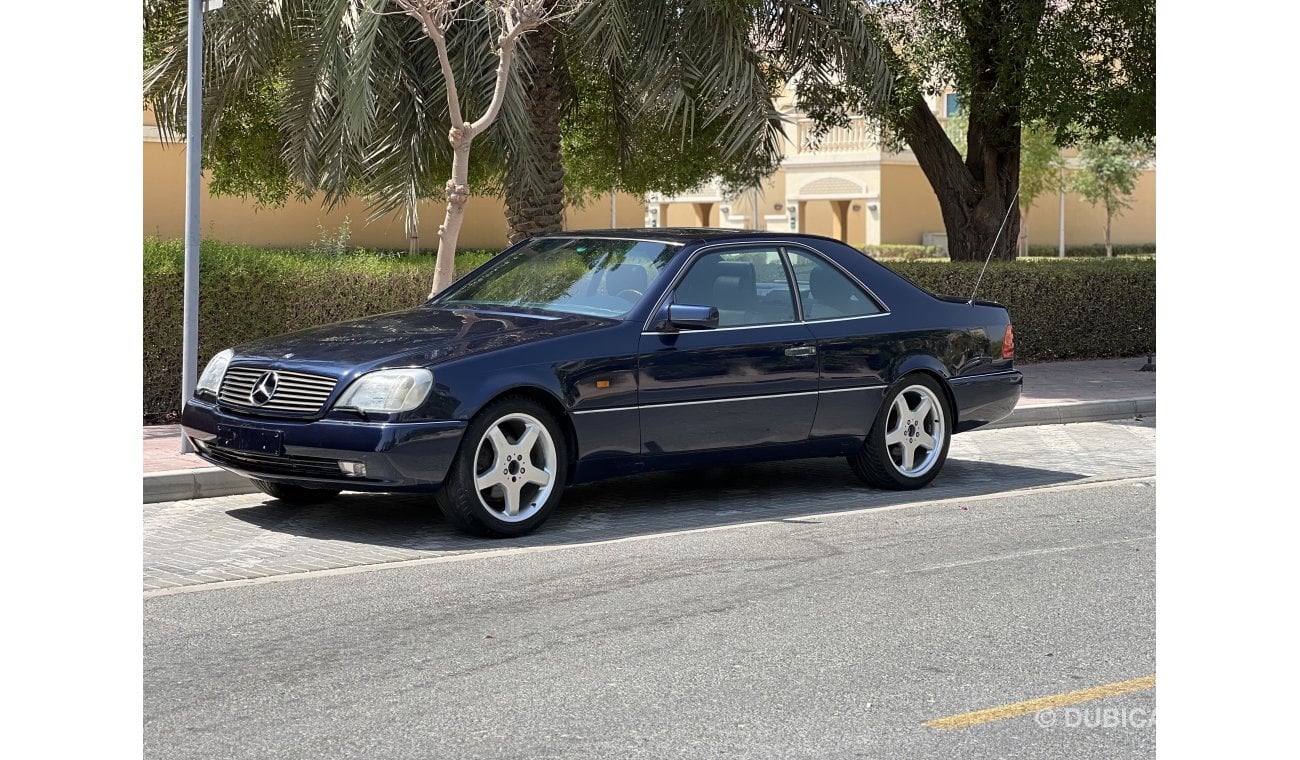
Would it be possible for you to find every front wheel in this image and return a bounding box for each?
[435,397,567,537]
[250,479,341,505]
[849,375,952,490]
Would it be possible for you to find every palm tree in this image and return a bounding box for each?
[144,1,891,283]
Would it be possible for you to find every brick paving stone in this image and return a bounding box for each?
[143,419,1155,591]
[1017,357,1154,405]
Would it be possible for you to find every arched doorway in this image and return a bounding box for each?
[789,176,871,247]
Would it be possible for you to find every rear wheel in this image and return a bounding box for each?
[250,479,341,505]
[435,397,567,537]
[850,374,952,490]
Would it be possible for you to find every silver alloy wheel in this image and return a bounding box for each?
[884,383,946,478]
[472,412,558,523]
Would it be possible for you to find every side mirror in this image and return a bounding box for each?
[668,303,719,330]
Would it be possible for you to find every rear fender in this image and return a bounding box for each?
[887,355,959,431]
[893,354,952,383]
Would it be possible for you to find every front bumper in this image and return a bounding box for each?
[181,397,468,492]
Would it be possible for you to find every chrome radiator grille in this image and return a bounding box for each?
[218,367,339,414]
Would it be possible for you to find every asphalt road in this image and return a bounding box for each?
[144,419,1156,591]
[144,421,1155,759]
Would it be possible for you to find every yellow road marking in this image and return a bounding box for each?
[923,676,1156,730]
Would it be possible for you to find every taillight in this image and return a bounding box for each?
[1002,324,1015,360]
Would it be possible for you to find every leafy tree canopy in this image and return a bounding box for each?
[143,1,877,224]
[799,0,1154,148]
[1073,136,1153,216]
[792,0,1155,260]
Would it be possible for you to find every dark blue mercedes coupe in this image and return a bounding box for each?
[182,229,1022,536]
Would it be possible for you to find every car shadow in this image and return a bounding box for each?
[224,456,1089,554]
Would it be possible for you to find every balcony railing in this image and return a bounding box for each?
[792,117,880,155]
[647,179,725,204]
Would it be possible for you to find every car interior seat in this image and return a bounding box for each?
[807,264,856,318]
[673,258,721,308]
[605,264,649,300]
[711,261,758,326]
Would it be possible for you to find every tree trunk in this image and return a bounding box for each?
[1018,206,1030,257]
[415,0,534,298]
[503,20,565,244]
[900,94,1020,262]
[431,136,471,298]
[879,0,1045,262]
[1105,212,1113,257]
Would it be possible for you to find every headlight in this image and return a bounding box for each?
[336,368,434,413]
[196,349,233,395]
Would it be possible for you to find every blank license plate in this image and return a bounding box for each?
[216,425,284,455]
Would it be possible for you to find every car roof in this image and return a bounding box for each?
[537,228,850,247]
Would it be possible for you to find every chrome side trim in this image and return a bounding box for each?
[572,406,640,416]
[642,322,807,336]
[948,369,1023,383]
[790,312,892,325]
[641,311,891,335]
[535,234,688,247]
[571,384,888,415]
[819,385,885,394]
[644,390,818,408]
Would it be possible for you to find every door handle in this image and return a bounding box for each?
[784,345,817,358]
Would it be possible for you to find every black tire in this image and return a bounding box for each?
[435,396,568,537]
[250,479,341,504]
[849,373,953,490]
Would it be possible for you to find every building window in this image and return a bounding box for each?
[945,93,963,117]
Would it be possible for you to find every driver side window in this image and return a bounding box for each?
[672,249,797,327]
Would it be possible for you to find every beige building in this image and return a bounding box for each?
[647,92,1155,252]
[143,93,1153,252]
[143,108,647,251]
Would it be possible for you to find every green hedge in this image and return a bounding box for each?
[144,241,1155,421]
[883,258,1155,362]
[1026,243,1155,257]
[862,243,1155,259]
[144,240,495,422]
[858,244,942,260]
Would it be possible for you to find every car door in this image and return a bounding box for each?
[783,247,893,439]
[637,246,819,454]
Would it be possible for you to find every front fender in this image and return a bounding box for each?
[437,364,568,421]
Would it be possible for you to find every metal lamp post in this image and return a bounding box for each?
[180,0,222,453]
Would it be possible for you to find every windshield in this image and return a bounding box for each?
[432,237,680,318]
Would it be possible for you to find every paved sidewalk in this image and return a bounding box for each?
[144,356,1154,500]
[144,419,1155,591]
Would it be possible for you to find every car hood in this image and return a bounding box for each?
[231,306,614,372]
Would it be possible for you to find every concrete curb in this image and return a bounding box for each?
[143,396,1155,504]
[144,467,263,504]
[984,397,1155,430]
